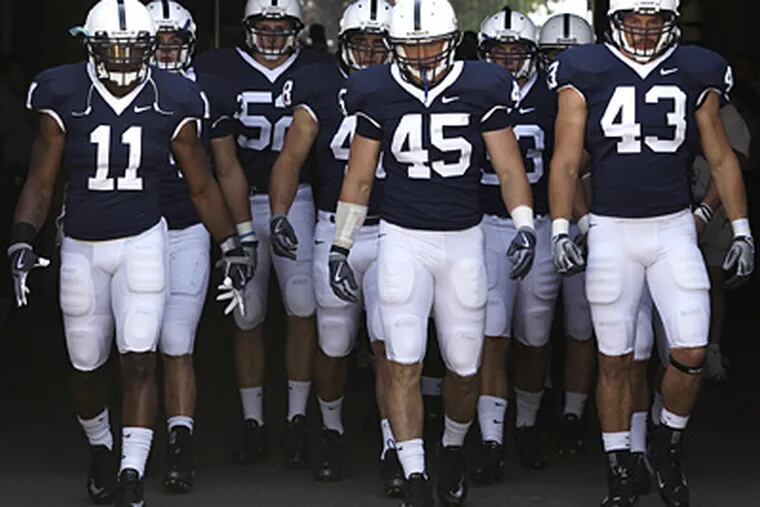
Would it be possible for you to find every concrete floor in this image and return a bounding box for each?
[0,276,758,507]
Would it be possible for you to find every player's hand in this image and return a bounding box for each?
[270,214,298,260]
[722,235,754,289]
[553,233,585,276]
[507,227,536,280]
[7,242,50,307]
[216,242,253,316]
[240,231,259,280]
[328,246,358,303]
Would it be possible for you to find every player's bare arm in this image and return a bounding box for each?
[270,107,319,215]
[337,133,380,208]
[484,127,533,214]
[211,134,253,225]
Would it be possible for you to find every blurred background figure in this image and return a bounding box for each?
[302,23,328,51]
[455,30,479,60]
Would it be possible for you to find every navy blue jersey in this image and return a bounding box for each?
[27,63,206,241]
[158,69,236,230]
[344,61,519,231]
[549,43,733,218]
[194,47,335,193]
[480,71,556,217]
[287,61,384,214]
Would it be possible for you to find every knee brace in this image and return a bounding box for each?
[669,354,705,376]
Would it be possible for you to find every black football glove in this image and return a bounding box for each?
[270,214,298,260]
[7,242,50,307]
[723,235,754,289]
[216,238,254,316]
[507,227,537,280]
[328,246,358,303]
[553,233,586,276]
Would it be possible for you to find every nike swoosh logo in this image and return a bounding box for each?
[660,67,678,76]
[441,96,460,104]
[16,255,25,270]
[452,480,466,498]
[519,107,536,115]
[315,240,325,245]
[134,105,153,113]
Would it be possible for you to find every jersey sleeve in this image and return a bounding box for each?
[284,66,322,123]
[26,68,67,131]
[343,71,383,141]
[169,77,207,140]
[547,48,588,99]
[480,65,520,132]
[197,72,237,139]
[697,51,733,108]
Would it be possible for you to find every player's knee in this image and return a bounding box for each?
[234,286,267,331]
[121,352,156,384]
[598,354,630,382]
[670,347,707,375]
[441,331,483,377]
[515,309,553,348]
[384,315,425,365]
[123,306,161,353]
[284,275,315,317]
[318,318,354,358]
[67,330,109,372]
[160,325,195,357]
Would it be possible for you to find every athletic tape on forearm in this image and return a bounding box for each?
[731,218,751,237]
[333,201,368,250]
[511,205,534,231]
[236,221,256,241]
[693,203,714,225]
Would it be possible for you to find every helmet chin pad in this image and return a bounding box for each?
[390,31,461,88]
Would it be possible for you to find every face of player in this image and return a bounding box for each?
[251,18,298,66]
[488,41,535,76]
[91,36,153,94]
[620,12,665,54]
[155,31,184,67]
[399,40,449,86]
[346,33,389,70]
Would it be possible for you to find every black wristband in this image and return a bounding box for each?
[10,222,37,246]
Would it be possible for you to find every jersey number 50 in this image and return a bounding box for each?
[392,113,472,179]
[237,91,292,152]
[601,85,687,154]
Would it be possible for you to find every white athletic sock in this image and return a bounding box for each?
[240,386,264,424]
[515,388,543,428]
[477,395,507,444]
[287,380,311,421]
[630,412,648,453]
[441,416,472,448]
[421,376,443,397]
[318,396,344,435]
[120,427,153,478]
[660,408,689,430]
[380,418,396,460]
[602,431,631,453]
[77,408,113,450]
[564,391,589,418]
[167,415,194,434]
[651,391,664,427]
[396,438,426,478]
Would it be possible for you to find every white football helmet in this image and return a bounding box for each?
[338,0,393,72]
[387,0,461,87]
[72,0,156,87]
[538,14,595,68]
[479,7,538,80]
[146,0,197,71]
[608,0,680,63]
[243,0,304,61]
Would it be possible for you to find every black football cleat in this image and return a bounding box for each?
[284,415,308,469]
[470,440,505,485]
[311,428,343,482]
[86,445,116,504]
[652,426,690,506]
[232,419,268,464]
[163,426,194,493]
[557,414,585,456]
[631,452,653,496]
[401,473,435,507]
[115,469,145,507]
[381,449,405,498]
[516,426,548,470]
[436,446,469,506]
[601,452,638,507]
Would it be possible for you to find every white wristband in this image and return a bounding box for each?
[731,218,751,237]
[511,205,534,231]
[333,201,368,250]
[236,220,254,236]
[577,214,590,235]
[552,218,570,238]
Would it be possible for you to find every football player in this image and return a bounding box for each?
[472,7,558,481]
[146,0,255,493]
[7,1,252,505]
[335,0,536,504]
[268,0,404,493]
[194,0,332,467]
[549,1,754,505]
[537,12,597,457]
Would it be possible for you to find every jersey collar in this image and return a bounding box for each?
[604,43,678,80]
[236,47,299,83]
[391,61,464,108]
[86,63,150,116]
